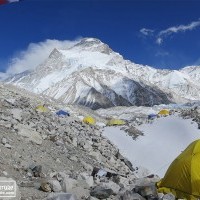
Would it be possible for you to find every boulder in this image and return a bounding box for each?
[1,137,7,145]
[90,186,113,199]
[101,180,121,194]
[61,177,78,193]
[121,190,146,200]
[29,164,42,177]
[70,186,90,199]
[48,179,62,192]
[163,193,176,200]
[10,108,22,121]
[135,183,158,198]
[17,124,43,145]
[78,172,94,188]
[40,182,52,192]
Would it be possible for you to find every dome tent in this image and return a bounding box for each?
[56,110,70,116]
[157,140,200,200]
[148,114,157,120]
[35,105,49,112]
[83,116,96,125]
[158,109,169,116]
[106,119,126,126]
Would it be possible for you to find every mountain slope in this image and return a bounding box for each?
[6,38,200,109]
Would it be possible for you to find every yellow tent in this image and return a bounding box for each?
[35,105,49,112]
[158,109,169,116]
[157,140,200,200]
[107,119,126,126]
[83,116,96,125]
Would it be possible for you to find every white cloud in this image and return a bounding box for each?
[156,37,163,45]
[140,19,200,45]
[157,19,200,45]
[140,28,154,36]
[159,20,200,36]
[5,38,81,76]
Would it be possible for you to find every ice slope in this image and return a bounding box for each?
[103,115,200,177]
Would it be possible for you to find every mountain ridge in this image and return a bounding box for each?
[5,37,200,109]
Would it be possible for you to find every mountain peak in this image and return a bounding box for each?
[49,48,62,59]
[79,37,102,45]
[73,37,113,54]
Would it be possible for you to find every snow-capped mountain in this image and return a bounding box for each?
[6,38,200,109]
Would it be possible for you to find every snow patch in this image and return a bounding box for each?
[103,116,200,177]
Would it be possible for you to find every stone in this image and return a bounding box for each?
[123,159,134,171]
[101,180,121,194]
[40,181,52,192]
[135,183,158,198]
[72,137,78,147]
[80,161,93,172]
[2,171,8,176]
[1,137,7,145]
[55,140,64,146]
[70,186,90,199]
[83,142,93,151]
[5,98,15,105]
[89,151,102,161]
[10,108,22,121]
[50,172,58,178]
[158,193,164,199]
[26,172,33,177]
[3,122,12,128]
[18,125,43,145]
[31,165,42,177]
[20,181,35,187]
[89,197,99,200]
[42,134,48,140]
[69,156,78,162]
[56,172,69,181]
[90,186,113,199]
[48,179,62,192]
[109,156,116,164]
[121,191,146,200]
[78,172,94,188]
[118,176,130,188]
[163,193,176,200]
[5,143,12,149]
[56,158,61,163]
[61,177,78,192]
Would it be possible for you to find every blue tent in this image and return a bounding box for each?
[56,110,70,117]
[148,114,157,120]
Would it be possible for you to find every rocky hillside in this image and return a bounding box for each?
[0,82,164,200]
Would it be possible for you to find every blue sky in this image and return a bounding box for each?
[0,0,200,76]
